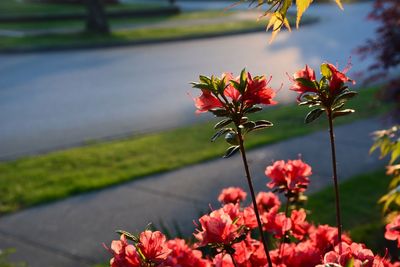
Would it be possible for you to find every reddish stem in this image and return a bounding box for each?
[327,109,343,253]
[237,128,273,267]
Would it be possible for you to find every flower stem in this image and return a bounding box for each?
[237,128,273,267]
[278,198,290,262]
[327,109,343,253]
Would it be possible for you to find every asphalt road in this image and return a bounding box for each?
[0,3,377,159]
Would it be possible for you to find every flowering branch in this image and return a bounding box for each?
[192,69,277,267]
[290,62,357,252]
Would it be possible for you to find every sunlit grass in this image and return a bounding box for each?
[0,0,164,16]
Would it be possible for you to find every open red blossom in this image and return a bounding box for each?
[263,211,292,239]
[213,253,234,267]
[242,206,258,229]
[106,235,141,267]
[218,187,247,204]
[137,231,172,264]
[194,89,223,114]
[163,238,211,267]
[320,242,375,267]
[256,191,281,214]
[194,207,239,246]
[290,65,317,95]
[290,209,310,240]
[265,159,312,193]
[385,214,400,247]
[243,73,277,106]
[308,225,352,255]
[326,63,354,94]
[223,72,241,102]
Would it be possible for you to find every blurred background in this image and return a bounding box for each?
[0,0,399,266]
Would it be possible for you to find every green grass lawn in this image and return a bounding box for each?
[0,19,267,50]
[307,169,389,253]
[0,0,165,16]
[0,10,235,31]
[0,87,391,215]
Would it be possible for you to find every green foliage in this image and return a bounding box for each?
[370,126,400,214]
[242,0,343,42]
[0,249,25,267]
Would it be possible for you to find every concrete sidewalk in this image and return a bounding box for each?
[0,118,387,267]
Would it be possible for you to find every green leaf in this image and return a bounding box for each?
[199,75,211,84]
[333,91,358,105]
[332,102,345,111]
[255,120,273,127]
[223,146,240,158]
[390,142,400,164]
[332,109,355,119]
[244,106,263,114]
[241,121,256,131]
[320,64,332,79]
[214,118,233,129]
[116,230,139,242]
[345,258,354,267]
[296,0,313,28]
[209,108,229,117]
[304,108,324,123]
[267,11,291,43]
[211,128,232,142]
[295,77,318,90]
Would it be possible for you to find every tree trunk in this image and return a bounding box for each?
[84,0,110,34]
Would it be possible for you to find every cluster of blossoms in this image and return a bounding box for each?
[193,71,277,115]
[290,63,357,124]
[106,159,400,267]
[106,66,400,267]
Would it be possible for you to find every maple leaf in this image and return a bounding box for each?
[334,0,344,10]
[267,12,291,43]
[296,0,313,28]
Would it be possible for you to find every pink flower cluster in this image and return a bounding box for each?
[291,63,354,99]
[194,71,277,114]
[106,159,400,267]
[265,159,312,194]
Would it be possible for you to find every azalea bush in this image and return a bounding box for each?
[105,64,400,266]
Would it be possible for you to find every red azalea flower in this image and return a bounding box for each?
[256,191,281,214]
[213,253,234,267]
[263,211,292,239]
[385,215,400,247]
[243,72,277,106]
[290,209,310,240]
[320,242,375,267]
[194,207,239,246]
[106,235,141,267]
[194,89,223,114]
[218,187,247,204]
[308,224,352,255]
[285,159,312,192]
[137,230,172,264]
[265,160,287,189]
[325,63,355,94]
[163,238,210,267]
[290,65,317,95]
[223,72,241,102]
[242,206,258,229]
[265,159,312,193]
